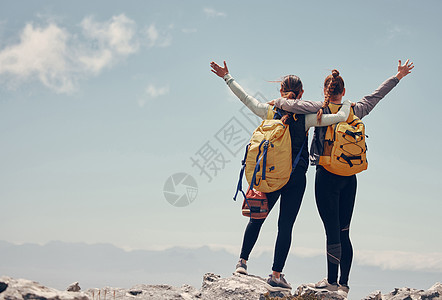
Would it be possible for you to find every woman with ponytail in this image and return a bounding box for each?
[210,60,352,292]
[316,69,344,122]
[273,60,414,296]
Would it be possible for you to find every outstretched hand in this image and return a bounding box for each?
[211,61,229,78]
[396,59,414,80]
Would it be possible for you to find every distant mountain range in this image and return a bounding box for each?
[0,240,440,300]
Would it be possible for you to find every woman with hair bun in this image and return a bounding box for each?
[274,60,414,296]
[210,60,352,292]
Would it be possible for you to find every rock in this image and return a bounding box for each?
[294,283,346,300]
[2,273,442,300]
[200,272,272,300]
[259,290,293,300]
[362,290,382,300]
[429,282,442,291]
[66,282,81,292]
[0,276,89,300]
[370,282,442,300]
[202,273,221,286]
[127,289,142,296]
[424,283,442,299]
[86,283,201,300]
[383,287,424,300]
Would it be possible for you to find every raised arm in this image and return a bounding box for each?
[211,61,268,119]
[304,100,351,130]
[353,59,414,119]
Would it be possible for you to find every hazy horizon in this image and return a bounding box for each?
[1,240,441,299]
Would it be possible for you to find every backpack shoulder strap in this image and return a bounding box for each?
[345,107,357,123]
[266,105,276,119]
[233,143,250,201]
[291,134,307,173]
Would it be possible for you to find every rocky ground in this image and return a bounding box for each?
[1,273,441,300]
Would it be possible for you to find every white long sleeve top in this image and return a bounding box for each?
[223,73,351,130]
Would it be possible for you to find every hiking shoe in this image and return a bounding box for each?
[265,274,292,292]
[338,283,350,295]
[307,278,339,292]
[234,259,248,275]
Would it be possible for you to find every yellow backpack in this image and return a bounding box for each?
[234,106,305,200]
[318,103,368,176]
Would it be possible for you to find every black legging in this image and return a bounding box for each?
[315,166,357,286]
[239,165,307,272]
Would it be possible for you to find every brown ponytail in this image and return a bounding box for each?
[278,75,303,122]
[280,75,303,100]
[316,69,345,122]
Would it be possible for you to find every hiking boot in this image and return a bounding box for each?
[265,274,292,292]
[234,259,248,275]
[307,278,339,292]
[338,283,350,295]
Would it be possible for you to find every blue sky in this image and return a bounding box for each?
[1,0,441,280]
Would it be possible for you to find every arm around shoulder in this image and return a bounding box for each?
[304,100,351,129]
[274,97,323,114]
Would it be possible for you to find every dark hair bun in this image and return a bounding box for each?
[331,69,340,78]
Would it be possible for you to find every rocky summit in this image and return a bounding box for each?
[0,277,88,300]
[1,274,441,300]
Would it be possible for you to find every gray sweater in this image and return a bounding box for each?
[274,76,400,165]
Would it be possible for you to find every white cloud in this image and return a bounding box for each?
[146,84,169,98]
[146,25,159,45]
[138,83,170,107]
[0,23,73,92]
[388,25,402,39]
[145,24,172,48]
[137,99,145,108]
[386,24,414,40]
[293,247,442,273]
[79,14,138,74]
[203,8,226,18]
[81,14,138,55]
[0,14,139,93]
[355,250,442,272]
[78,49,113,74]
[206,244,442,273]
[290,247,324,258]
[0,16,180,94]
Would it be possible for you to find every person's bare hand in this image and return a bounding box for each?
[396,59,414,80]
[210,61,229,78]
[267,100,276,106]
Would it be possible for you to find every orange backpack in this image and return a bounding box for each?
[318,103,368,176]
